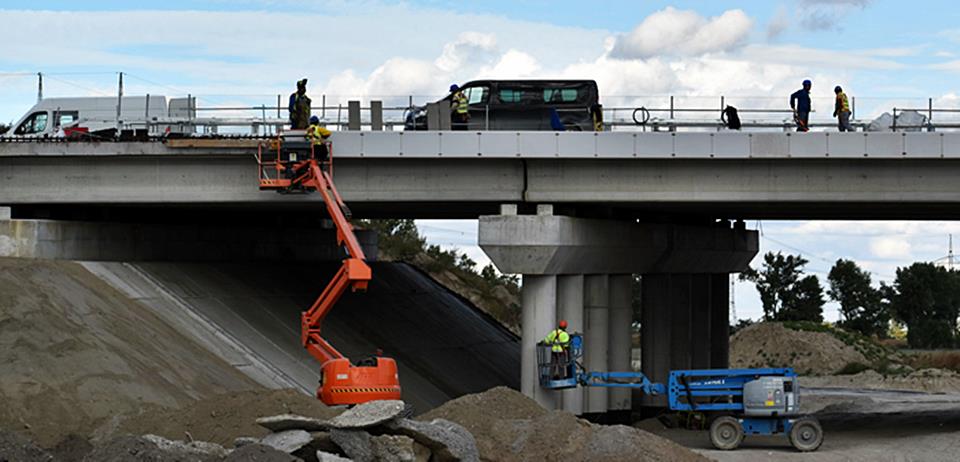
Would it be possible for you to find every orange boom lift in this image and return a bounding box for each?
[257,131,401,405]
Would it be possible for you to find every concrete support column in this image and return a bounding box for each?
[640,273,731,407]
[521,274,557,409]
[608,274,633,412]
[710,274,730,369]
[583,274,609,414]
[557,274,584,415]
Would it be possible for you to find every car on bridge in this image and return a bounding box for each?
[404,79,602,131]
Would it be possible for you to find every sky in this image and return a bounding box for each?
[2,1,960,321]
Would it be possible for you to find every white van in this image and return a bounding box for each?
[10,95,195,137]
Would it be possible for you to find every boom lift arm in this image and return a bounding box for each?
[258,132,401,405]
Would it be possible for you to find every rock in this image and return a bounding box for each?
[261,430,313,454]
[257,414,329,432]
[386,418,479,462]
[235,436,261,448]
[326,400,406,429]
[0,430,53,462]
[330,430,373,462]
[316,451,353,462]
[292,432,341,461]
[369,434,422,462]
[224,444,303,462]
[143,434,230,458]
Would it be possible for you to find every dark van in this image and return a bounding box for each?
[404,80,602,131]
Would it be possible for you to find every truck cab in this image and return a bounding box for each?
[8,96,192,138]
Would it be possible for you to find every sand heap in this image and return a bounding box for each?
[730,322,869,375]
[0,258,262,448]
[420,387,707,462]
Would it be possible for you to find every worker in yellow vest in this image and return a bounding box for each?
[449,84,470,131]
[306,115,332,161]
[544,320,571,379]
[834,86,853,132]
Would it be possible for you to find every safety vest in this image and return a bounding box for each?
[836,92,850,113]
[544,329,570,353]
[452,91,469,114]
[307,124,331,145]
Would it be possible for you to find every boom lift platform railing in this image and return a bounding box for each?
[538,334,823,452]
[256,130,401,406]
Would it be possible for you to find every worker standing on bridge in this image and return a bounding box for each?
[544,320,571,379]
[307,115,332,162]
[834,86,853,132]
[790,80,812,132]
[449,84,470,130]
[289,79,312,130]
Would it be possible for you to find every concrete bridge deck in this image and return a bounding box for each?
[1,132,960,219]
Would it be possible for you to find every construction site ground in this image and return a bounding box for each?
[4,257,960,460]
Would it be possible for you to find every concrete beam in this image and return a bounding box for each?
[479,215,757,275]
[0,219,377,262]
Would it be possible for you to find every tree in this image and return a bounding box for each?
[740,252,824,322]
[0,123,9,135]
[361,219,424,261]
[827,259,889,337]
[886,262,960,348]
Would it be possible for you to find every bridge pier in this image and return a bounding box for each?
[479,209,757,415]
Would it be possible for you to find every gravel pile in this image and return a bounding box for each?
[730,322,868,375]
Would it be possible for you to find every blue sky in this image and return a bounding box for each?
[2,1,960,322]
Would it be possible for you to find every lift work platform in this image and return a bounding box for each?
[257,130,401,405]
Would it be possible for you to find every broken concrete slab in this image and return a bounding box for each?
[369,434,423,462]
[330,430,372,462]
[292,432,342,461]
[386,418,479,462]
[326,400,406,429]
[142,434,230,458]
[257,414,329,433]
[223,444,302,462]
[234,437,260,448]
[260,430,313,454]
[316,451,353,462]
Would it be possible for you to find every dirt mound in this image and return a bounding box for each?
[731,322,868,375]
[114,389,343,446]
[81,435,221,462]
[419,387,706,462]
[48,434,94,462]
[0,258,261,447]
[805,368,960,393]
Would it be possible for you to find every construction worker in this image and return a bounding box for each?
[306,115,332,161]
[790,80,812,132]
[834,86,853,132]
[288,78,312,130]
[544,320,571,379]
[449,84,469,131]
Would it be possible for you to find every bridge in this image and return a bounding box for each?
[2,131,960,219]
[1,130,958,415]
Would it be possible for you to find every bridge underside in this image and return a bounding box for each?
[4,156,960,220]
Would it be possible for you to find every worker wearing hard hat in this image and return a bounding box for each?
[449,84,470,131]
[790,79,812,132]
[289,79,312,130]
[306,115,332,161]
[544,320,571,379]
[834,86,853,132]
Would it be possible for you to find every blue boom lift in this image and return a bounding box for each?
[538,334,823,452]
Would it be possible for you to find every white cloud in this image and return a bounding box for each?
[797,0,872,31]
[609,7,753,59]
[869,237,913,259]
[434,32,498,73]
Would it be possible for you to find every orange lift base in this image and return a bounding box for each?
[258,135,402,405]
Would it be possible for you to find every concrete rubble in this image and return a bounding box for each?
[257,415,330,433]
[326,400,407,429]
[259,429,313,453]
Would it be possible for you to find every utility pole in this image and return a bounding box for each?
[116,72,124,131]
[729,274,737,324]
[37,72,42,103]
